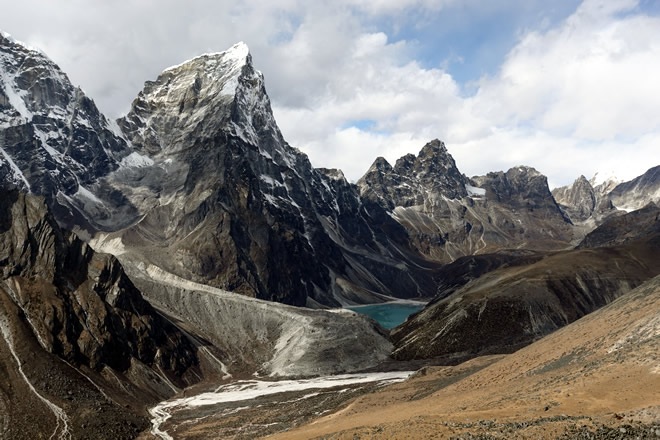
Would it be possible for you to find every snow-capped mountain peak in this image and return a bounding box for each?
[160,41,253,100]
[163,41,251,74]
[1,30,136,230]
[118,41,283,154]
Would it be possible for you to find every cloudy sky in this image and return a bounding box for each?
[2,0,659,187]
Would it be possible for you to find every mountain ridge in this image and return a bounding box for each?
[2,36,660,439]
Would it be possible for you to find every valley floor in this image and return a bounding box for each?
[141,352,659,440]
[141,275,660,440]
[264,357,659,440]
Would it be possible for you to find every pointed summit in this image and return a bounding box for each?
[119,41,282,154]
[552,175,596,222]
[222,41,250,63]
[163,41,251,75]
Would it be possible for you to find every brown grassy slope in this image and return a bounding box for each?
[266,274,660,439]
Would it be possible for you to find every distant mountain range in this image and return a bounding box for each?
[2,32,659,438]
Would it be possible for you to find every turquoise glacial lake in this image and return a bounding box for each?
[346,302,425,329]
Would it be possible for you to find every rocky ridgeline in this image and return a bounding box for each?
[553,166,660,226]
[391,204,660,361]
[359,142,573,263]
[0,32,139,232]
[2,33,660,372]
[3,33,658,308]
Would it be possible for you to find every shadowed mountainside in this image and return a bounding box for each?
[390,204,660,362]
[0,191,200,439]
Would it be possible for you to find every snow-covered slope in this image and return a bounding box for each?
[553,167,660,229]
[609,166,660,212]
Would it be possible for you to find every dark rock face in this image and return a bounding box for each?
[578,202,660,249]
[0,191,199,438]
[552,175,597,222]
[0,33,138,232]
[391,205,660,362]
[358,140,468,209]
[94,43,441,307]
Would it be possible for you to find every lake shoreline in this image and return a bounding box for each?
[345,301,427,329]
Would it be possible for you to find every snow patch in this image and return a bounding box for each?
[259,174,283,187]
[465,184,486,197]
[0,146,30,190]
[163,42,249,76]
[75,185,103,204]
[1,68,31,120]
[120,151,155,168]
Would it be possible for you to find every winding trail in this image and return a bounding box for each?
[149,371,412,440]
[0,318,72,440]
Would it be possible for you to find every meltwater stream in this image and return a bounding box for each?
[149,371,412,439]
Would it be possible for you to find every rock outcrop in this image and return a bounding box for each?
[0,191,200,439]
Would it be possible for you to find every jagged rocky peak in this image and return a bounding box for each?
[1,31,134,232]
[0,32,127,173]
[1,32,72,121]
[368,156,394,174]
[473,165,553,206]
[609,165,660,213]
[357,139,468,208]
[552,175,596,222]
[398,139,467,199]
[316,167,347,182]
[119,41,284,158]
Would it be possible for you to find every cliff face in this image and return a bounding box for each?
[0,191,200,439]
[0,32,139,233]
